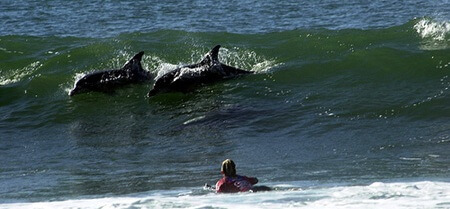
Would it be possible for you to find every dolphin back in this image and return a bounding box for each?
[147,45,255,97]
[221,64,254,77]
[70,51,152,96]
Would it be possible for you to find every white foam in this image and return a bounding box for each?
[65,72,87,95]
[0,196,142,209]
[183,115,206,125]
[218,47,281,73]
[414,18,450,41]
[152,47,282,83]
[2,181,449,209]
[414,18,450,50]
[154,63,178,80]
[173,66,208,82]
[308,181,450,209]
[0,61,42,85]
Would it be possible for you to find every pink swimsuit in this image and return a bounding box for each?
[215,175,258,193]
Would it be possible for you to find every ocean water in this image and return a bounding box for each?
[1,0,450,208]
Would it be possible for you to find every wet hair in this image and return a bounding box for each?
[221,159,236,177]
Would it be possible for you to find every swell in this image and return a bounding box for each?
[1,18,448,83]
[0,18,449,126]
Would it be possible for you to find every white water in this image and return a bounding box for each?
[0,61,42,86]
[414,18,450,50]
[2,181,449,209]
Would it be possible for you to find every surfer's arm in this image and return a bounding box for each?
[215,178,225,192]
[246,176,258,185]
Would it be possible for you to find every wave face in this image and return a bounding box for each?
[0,15,449,208]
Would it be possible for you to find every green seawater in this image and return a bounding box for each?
[0,19,449,203]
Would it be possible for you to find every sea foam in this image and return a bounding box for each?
[414,18,450,50]
[2,181,449,209]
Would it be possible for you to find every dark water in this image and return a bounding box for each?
[0,0,449,207]
[1,0,449,37]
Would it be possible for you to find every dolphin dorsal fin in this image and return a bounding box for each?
[122,51,144,71]
[201,45,221,65]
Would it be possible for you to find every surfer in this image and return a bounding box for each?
[213,159,271,193]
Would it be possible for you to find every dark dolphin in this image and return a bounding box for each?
[69,51,152,96]
[147,45,253,97]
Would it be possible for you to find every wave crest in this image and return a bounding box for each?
[414,18,450,50]
[0,61,42,86]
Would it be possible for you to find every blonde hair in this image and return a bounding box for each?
[221,159,236,177]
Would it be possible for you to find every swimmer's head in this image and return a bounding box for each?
[221,159,236,177]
